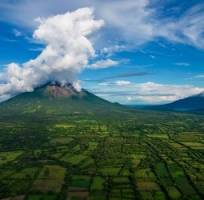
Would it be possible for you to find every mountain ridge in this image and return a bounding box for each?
[0,82,129,116]
[146,92,204,113]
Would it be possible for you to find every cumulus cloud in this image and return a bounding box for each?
[90,81,204,104]
[0,7,104,101]
[88,59,119,69]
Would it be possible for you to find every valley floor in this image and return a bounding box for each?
[0,111,204,200]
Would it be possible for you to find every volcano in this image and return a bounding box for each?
[0,82,127,116]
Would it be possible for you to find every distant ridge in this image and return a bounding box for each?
[147,92,204,113]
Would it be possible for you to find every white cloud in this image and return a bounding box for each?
[127,96,132,101]
[98,0,155,45]
[194,74,204,79]
[1,1,204,50]
[29,47,44,52]
[88,59,119,69]
[177,4,204,49]
[13,29,22,37]
[89,81,204,104]
[115,80,131,86]
[133,82,203,104]
[100,45,126,56]
[175,62,190,67]
[73,80,81,92]
[99,0,204,49]
[0,7,104,102]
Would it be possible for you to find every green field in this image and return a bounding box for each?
[0,110,204,200]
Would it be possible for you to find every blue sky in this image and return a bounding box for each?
[0,0,204,104]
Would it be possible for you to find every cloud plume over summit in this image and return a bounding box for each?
[0,7,104,102]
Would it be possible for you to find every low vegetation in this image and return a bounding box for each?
[0,110,204,200]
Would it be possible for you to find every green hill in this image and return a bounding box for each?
[0,82,128,116]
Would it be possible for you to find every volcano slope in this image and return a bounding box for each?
[0,83,204,200]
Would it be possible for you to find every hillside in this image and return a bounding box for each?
[148,92,204,113]
[0,82,127,116]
